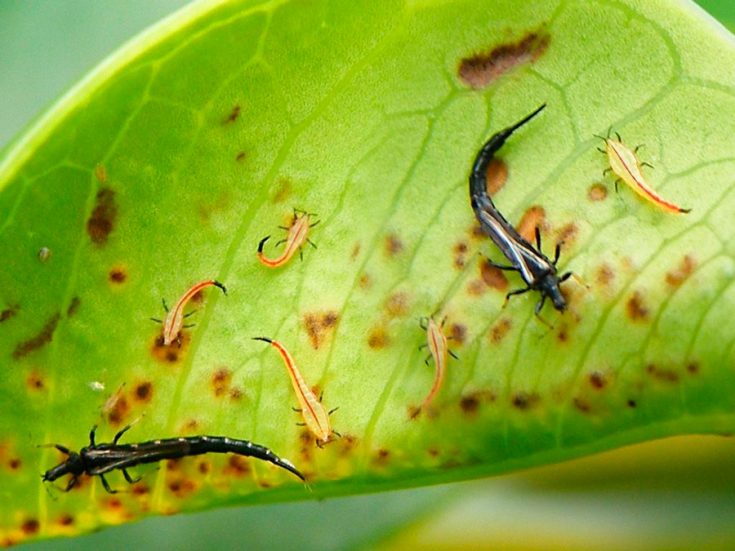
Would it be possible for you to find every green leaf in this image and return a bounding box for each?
[2,0,734,543]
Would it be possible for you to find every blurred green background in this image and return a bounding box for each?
[1,1,734,549]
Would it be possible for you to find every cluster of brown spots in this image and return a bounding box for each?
[338,434,358,457]
[211,368,232,397]
[0,304,18,323]
[66,296,81,317]
[626,291,649,322]
[556,222,578,246]
[490,317,512,344]
[299,429,315,462]
[272,177,291,203]
[486,158,508,194]
[596,263,615,287]
[385,233,404,257]
[26,371,45,392]
[516,205,546,243]
[480,259,509,291]
[470,223,485,240]
[351,242,361,261]
[57,514,74,527]
[181,419,199,433]
[358,273,372,290]
[686,361,700,375]
[133,381,153,403]
[229,387,244,401]
[95,164,107,184]
[21,518,39,536]
[236,151,246,162]
[303,310,339,349]
[453,241,469,269]
[588,183,608,201]
[449,323,467,344]
[224,455,251,477]
[367,326,390,349]
[511,391,540,410]
[665,255,695,287]
[646,363,679,383]
[87,187,118,245]
[458,30,550,89]
[589,371,607,389]
[109,266,127,284]
[224,105,240,123]
[573,397,591,413]
[167,478,197,498]
[150,333,190,364]
[12,313,61,359]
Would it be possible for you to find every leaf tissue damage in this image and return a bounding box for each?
[458,29,550,89]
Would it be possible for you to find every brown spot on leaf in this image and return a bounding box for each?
[303,310,340,349]
[95,165,107,184]
[168,479,196,498]
[0,304,18,323]
[458,30,550,89]
[230,387,244,401]
[453,241,469,269]
[556,222,578,246]
[589,371,607,389]
[486,158,508,194]
[105,393,130,426]
[87,187,117,245]
[467,279,487,296]
[57,514,74,527]
[368,327,389,349]
[516,205,546,243]
[480,259,509,291]
[460,394,480,415]
[384,292,410,319]
[470,223,485,240]
[626,291,649,322]
[66,296,80,317]
[686,361,700,375]
[131,483,149,496]
[627,399,637,408]
[272,177,291,203]
[512,391,539,410]
[8,457,21,470]
[133,381,153,402]
[449,323,467,344]
[224,455,251,477]
[21,518,39,535]
[358,273,372,290]
[385,233,404,257]
[109,267,127,284]
[224,105,240,124]
[588,183,608,201]
[665,255,695,287]
[490,318,512,344]
[211,368,232,397]
[557,324,569,343]
[351,242,361,260]
[236,151,246,162]
[596,263,615,287]
[646,363,679,383]
[12,313,60,359]
[373,448,390,466]
[26,371,45,392]
[573,397,591,413]
[198,461,211,475]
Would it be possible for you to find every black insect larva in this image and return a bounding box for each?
[469,104,572,314]
[42,425,304,493]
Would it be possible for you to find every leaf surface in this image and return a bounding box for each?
[1,0,735,543]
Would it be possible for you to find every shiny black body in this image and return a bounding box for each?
[42,426,304,493]
[469,104,571,313]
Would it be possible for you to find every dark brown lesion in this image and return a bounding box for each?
[223,104,240,124]
[0,304,19,323]
[303,310,340,349]
[626,291,649,322]
[665,255,695,287]
[12,313,61,359]
[66,296,81,317]
[458,30,550,89]
[87,187,118,245]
